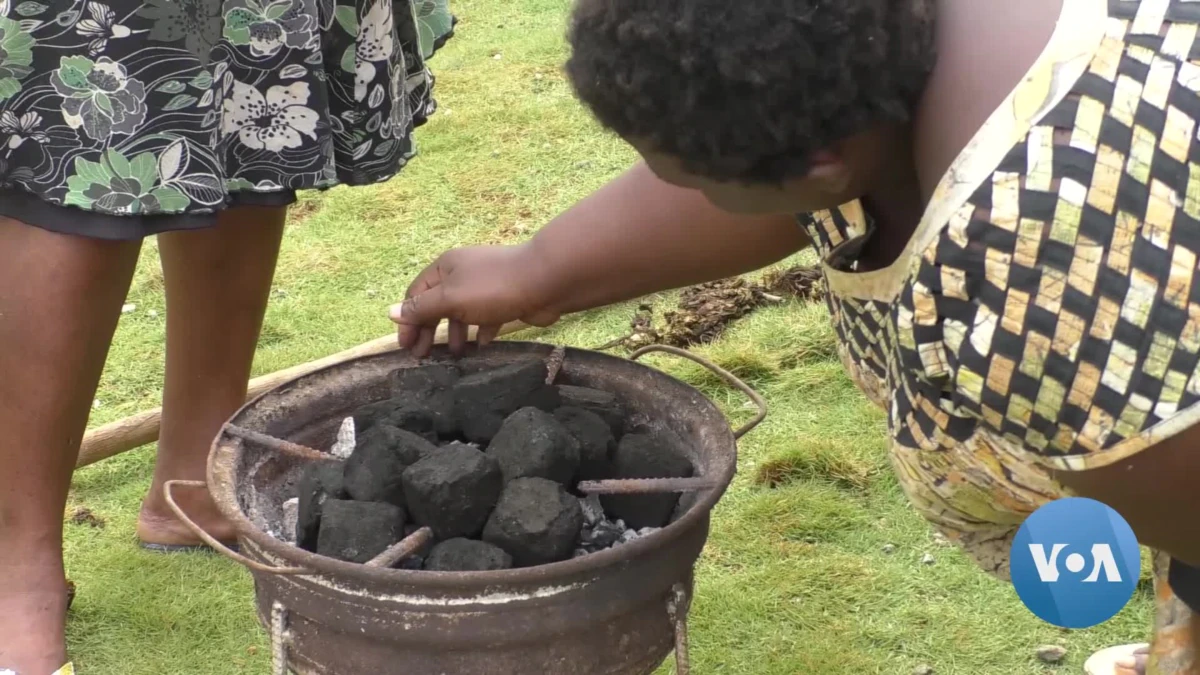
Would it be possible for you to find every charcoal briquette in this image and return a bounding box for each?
[482,477,584,567]
[556,385,624,436]
[389,364,461,436]
[296,461,347,551]
[424,538,514,572]
[553,406,615,481]
[383,405,440,441]
[401,443,503,539]
[601,433,693,529]
[352,399,440,441]
[351,399,400,433]
[343,425,438,507]
[486,407,580,484]
[315,499,406,563]
[389,364,461,397]
[453,361,561,443]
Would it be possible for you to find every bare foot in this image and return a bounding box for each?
[137,482,236,548]
[0,562,68,674]
[1114,646,1149,675]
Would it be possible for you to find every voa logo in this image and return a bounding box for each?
[1010,498,1140,629]
[1028,542,1124,583]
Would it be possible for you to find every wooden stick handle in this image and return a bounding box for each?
[77,321,529,468]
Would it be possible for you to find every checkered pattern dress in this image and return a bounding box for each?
[801,1,1200,669]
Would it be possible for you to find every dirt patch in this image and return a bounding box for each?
[661,277,771,347]
[763,265,824,302]
[599,265,824,351]
[287,198,322,226]
[69,506,105,528]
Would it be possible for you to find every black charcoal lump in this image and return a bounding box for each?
[389,364,461,435]
[315,499,405,563]
[351,399,402,433]
[556,385,624,436]
[424,538,514,572]
[401,442,503,539]
[487,407,581,484]
[601,434,694,529]
[296,461,347,551]
[453,361,560,443]
[352,399,437,441]
[553,406,615,481]
[343,425,438,507]
[483,477,584,567]
[390,363,461,397]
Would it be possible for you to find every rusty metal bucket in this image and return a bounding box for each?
[168,342,764,675]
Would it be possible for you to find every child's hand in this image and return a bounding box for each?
[390,244,563,356]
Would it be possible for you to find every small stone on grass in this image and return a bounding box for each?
[1036,645,1067,664]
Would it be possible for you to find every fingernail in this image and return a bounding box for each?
[389,304,404,321]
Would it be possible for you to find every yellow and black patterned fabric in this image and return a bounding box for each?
[798,0,1200,578]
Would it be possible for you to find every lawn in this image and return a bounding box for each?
[67,0,1154,673]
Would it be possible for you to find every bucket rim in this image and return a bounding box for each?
[206,341,738,589]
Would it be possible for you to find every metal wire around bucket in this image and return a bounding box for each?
[628,344,767,440]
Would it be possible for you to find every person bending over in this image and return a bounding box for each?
[392,0,1200,672]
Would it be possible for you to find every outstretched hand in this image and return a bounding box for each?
[389,244,563,357]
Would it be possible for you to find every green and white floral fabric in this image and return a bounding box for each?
[0,0,452,218]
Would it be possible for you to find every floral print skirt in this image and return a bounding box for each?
[0,0,453,239]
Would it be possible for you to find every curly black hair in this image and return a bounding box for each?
[565,0,937,184]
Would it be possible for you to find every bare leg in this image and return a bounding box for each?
[1138,552,1198,675]
[137,205,285,546]
[0,217,140,673]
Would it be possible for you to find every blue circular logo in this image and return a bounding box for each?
[1010,497,1140,628]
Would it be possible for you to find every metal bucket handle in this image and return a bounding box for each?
[625,344,768,675]
[163,479,315,575]
[629,344,767,439]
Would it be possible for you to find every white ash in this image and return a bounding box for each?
[574,516,660,558]
[619,527,660,544]
[578,495,605,527]
[281,498,299,543]
[581,519,624,549]
[329,416,355,459]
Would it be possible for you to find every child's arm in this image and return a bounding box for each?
[392,162,809,354]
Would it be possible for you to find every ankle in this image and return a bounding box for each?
[138,482,235,546]
[0,567,68,675]
[0,535,63,577]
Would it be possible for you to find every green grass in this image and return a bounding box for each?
[68,1,1153,673]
